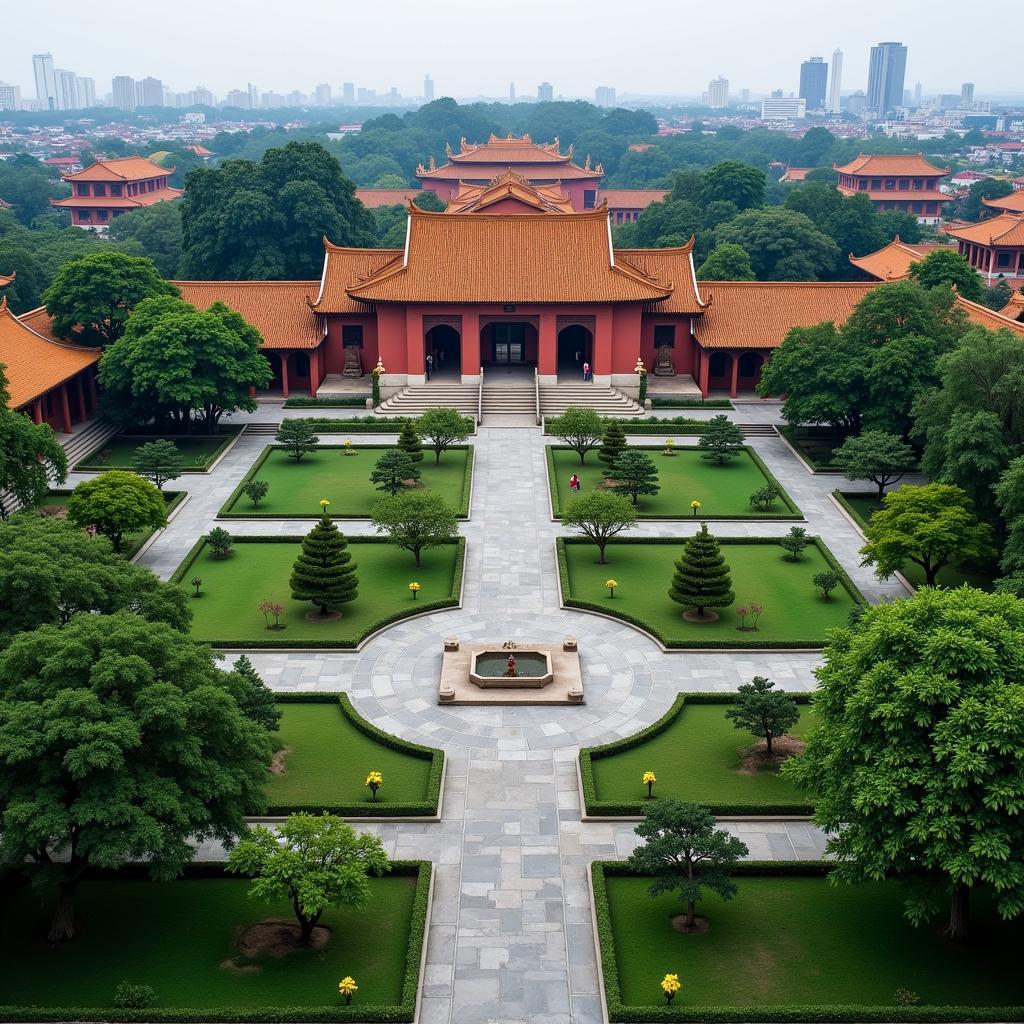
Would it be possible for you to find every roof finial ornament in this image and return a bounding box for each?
[523,132,531,143]
[429,155,436,171]
[445,141,453,158]
[584,154,591,171]
[459,136,468,153]
[567,143,574,159]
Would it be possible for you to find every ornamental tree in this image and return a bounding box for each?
[605,449,660,506]
[784,586,1024,941]
[243,478,270,508]
[910,249,985,303]
[548,407,605,465]
[725,676,799,756]
[66,470,167,553]
[131,439,185,491]
[860,483,995,587]
[397,419,424,463]
[779,526,809,562]
[812,569,841,601]
[290,514,359,616]
[207,526,234,559]
[696,243,756,281]
[42,250,178,346]
[930,410,1011,523]
[416,407,471,465]
[562,490,637,565]
[833,431,915,502]
[370,449,420,495]
[597,419,628,469]
[228,814,388,945]
[697,415,744,465]
[371,491,458,568]
[668,524,735,619]
[231,654,281,734]
[0,611,272,941]
[627,800,748,929]
[275,419,320,461]
[995,457,1024,578]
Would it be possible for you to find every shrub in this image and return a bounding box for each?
[749,484,780,512]
[812,569,841,600]
[668,524,735,619]
[274,419,319,461]
[780,526,808,561]
[113,982,156,1009]
[243,479,269,507]
[207,526,234,559]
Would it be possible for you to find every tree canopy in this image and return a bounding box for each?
[370,490,458,567]
[714,207,840,281]
[66,470,167,552]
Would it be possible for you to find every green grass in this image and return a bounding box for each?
[180,538,461,646]
[589,703,814,812]
[267,703,434,811]
[34,490,185,559]
[560,538,861,648]
[548,446,799,519]
[838,492,998,592]
[74,429,239,472]
[0,873,418,1010]
[221,445,472,518]
[601,871,1024,1010]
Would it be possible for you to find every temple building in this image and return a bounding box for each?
[983,190,1024,216]
[52,156,183,231]
[848,238,954,281]
[944,213,1024,285]
[833,153,950,224]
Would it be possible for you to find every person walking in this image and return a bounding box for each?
[582,361,591,382]
[425,352,433,381]
[569,473,580,492]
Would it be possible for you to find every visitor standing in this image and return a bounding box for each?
[425,353,433,380]
[569,474,580,492]
[582,361,591,382]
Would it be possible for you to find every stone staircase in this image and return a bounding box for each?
[481,381,536,419]
[736,422,777,438]
[376,383,478,418]
[539,383,642,418]
[61,417,120,468]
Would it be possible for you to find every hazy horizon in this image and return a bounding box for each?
[5,0,1020,104]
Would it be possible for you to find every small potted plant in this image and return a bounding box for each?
[661,974,681,1006]
[606,579,618,599]
[663,438,676,456]
[342,439,357,456]
[338,977,358,1006]
[366,770,383,801]
[643,771,656,798]
[409,581,421,600]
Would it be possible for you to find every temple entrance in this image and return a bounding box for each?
[557,324,593,380]
[481,321,537,371]
[425,324,461,380]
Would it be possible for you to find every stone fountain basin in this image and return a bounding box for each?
[470,650,553,688]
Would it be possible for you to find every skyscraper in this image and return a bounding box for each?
[315,83,332,106]
[914,81,922,106]
[112,76,136,112]
[866,40,907,115]
[960,82,975,107]
[509,82,516,103]
[54,69,79,110]
[194,86,214,107]
[595,85,616,107]
[828,48,843,113]
[537,81,553,102]
[0,83,22,111]
[33,53,57,111]
[707,76,729,109]
[75,76,96,108]
[799,57,827,111]
[342,82,355,104]
[139,77,163,107]
[424,74,434,102]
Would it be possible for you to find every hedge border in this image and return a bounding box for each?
[72,426,244,474]
[545,445,802,520]
[591,860,1024,1023]
[217,444,474,519]
[266,693,443,817]
[0,860,432,1024]
[579,692,814,818]
[282,396,371,408]
[556,535,866,650]
[648,397,733,409]
[170,535,466,649]
[293,415,476,436]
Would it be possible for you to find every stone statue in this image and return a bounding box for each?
[653,345,676,376]
[342,345,362,378]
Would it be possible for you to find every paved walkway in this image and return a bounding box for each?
[136,420,897,1024]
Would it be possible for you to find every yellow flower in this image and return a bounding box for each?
[605,580,618,589]
[338,976,358,997]
[690,500,701,509]
[643,771,656,785]
[665,438,675,447]
[320,498,330,508]
[661,973,681,996]
[366,771,383,787]
[408,582,421,592]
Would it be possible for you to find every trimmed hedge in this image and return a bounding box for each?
[73,426,243,473]
[294,415,475,435]
[556,535,866,650]
[218,444,474,519]
[832,489,871,532]
[170,535,466,649]
[545,445,801,520]
[579,692,814,817]
[282,396,370,408]
[0,860,432,1023]
[618,416,712,435]
[266,693,443,817]
[649,397,733,409]
[592,861,1024,1023]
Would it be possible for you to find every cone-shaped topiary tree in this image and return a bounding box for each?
[289,514,358,617]
[397,420,424,463]
[598,419,627,469]
[668,523,735,621]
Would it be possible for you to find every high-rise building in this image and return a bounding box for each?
[53,70,79,110]
[315,83,332,106]
[844,90,868,115]
[138,77,163,107]
[913,81,922,106]
[537,81,553,102]
[424,74,434,102]
[356,87,375,103]
[762,97,806,120]
[75,76,96,108]
[509,82,516,103]
[342,82,355,103]
[960,82,975,107]
[112,76,136,112]
[0,82,22,111]
[595,85,616,107]
[707,76,729,109]
[828,48,843,113]
[194,86,214,107]
[33,53,57,110]
[740,88,751,104]
[799,57,828,111]
[225,89,249,108]
[247,83,259,109]
[866,40,907,115]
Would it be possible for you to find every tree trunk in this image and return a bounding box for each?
[48,875,82,943]
[765,731,774,755]
[435,448,442,465]
[298,915,316,944]
[597,541,607,565]
[945,883,969,941]
[319,603,328,616]
[876,478,885,502]
[685,899,695,927]
[414,547,422,568]
[924,561,939,587]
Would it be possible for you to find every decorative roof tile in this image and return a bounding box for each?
[848,238,954,281]
[944,213,1024,247]
[308,244,404,313]
[355,188,424,208]
[983,191,1024,215]
[52,187,184,209]
[833,153,950,177]
[60,156,175,182]
[598,188,670,209]
[956,295,1024,336]
[445,172,575,214]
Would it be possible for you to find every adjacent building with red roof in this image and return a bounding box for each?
[52,155,183,231]
[848,238,954,281]
[833,153,950,224]
[983,191,1024,216]
[944,213,1024,283]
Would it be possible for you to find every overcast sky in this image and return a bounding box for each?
[6,0,1020,101]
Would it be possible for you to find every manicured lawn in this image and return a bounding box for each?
[267,702,434,811]
[222,445,472,518]
[74,429,239,472]
[0,873,418,1009]
[589,703,814,812]
[601,872,1024,1009]
[839,492,998,591]
[560,539,861,647]
[181,538,461,645]
[549,446,799,519]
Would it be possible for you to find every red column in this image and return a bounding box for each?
[59,384,73,433]
[729,352,740,398]
[461,310,481,378]
[280,353,290,398]
[697,348,710,398]
[405,308,424,377]
[593,307,613,378]
[538,310,557,379]
[309,347,320,397]
[32,399,43,424]
[75,375,88,422]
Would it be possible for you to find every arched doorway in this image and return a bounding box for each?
[707,352,731,392]
[557,324,593,379]
[737,351,763,392]
[425,324,461,380]
[266,352,283,392]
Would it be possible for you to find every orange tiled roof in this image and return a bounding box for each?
[355,188,424,209]
[445,172,575,214]
[309,244,405,313]
[52,187,184,210]
[448,134,575,165]
[0,271,13,288]
[615,240,708,314]
[328,206,671,307]
[944,213,1024,247]
[833,153,949,177]
[983,191,1024,215]
[999,289,1024,319]
[1,298,100,409]
[61,156,175,182]
[693,281,879,349]
[173,281,325,350]
[779,167,813,182]
[956,295,1024,336]
[598,188,669,210]
[849,238,953,281]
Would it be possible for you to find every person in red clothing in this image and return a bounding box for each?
[569,474,580,492]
